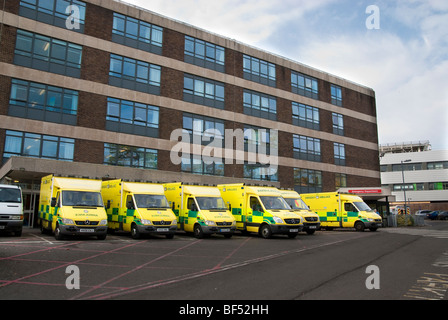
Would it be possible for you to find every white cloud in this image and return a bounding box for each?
[123,0,336,45]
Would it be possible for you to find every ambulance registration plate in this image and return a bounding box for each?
[157,228,169,232]
[220,228,230,233]
[79,228,94,233]
[290,229,299,233]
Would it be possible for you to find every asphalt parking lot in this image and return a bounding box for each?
[0,227,371,300]
[1,221,447,304]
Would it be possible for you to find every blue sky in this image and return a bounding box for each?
[125,0,448,150]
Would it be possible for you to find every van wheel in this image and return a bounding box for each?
[131,223,141,239]
[354,221,365,232]
[54,224,64,240]
[260,224,272,239]
[194,224,204,239]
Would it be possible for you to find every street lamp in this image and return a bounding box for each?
[401,159,412,214]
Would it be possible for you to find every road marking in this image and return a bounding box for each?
[81,235,366,300]
[30,233,54,245]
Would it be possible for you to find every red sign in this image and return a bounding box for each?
[348,189,382,194]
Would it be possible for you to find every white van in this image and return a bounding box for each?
[0,184,23,236]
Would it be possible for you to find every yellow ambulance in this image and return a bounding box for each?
[39,175,108,240]
[280,190,320,235]
[163,182,236,239]
[101,180,177,239]
[218,183,303,239]
[300,192,382,231]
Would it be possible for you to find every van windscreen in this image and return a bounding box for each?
[62,191,103,207]
[0,188,21,203]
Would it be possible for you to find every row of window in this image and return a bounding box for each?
[8,78,347,165]
[17,1,346,105]
[390,182,448,191]
[3,130,349,187]
[9,75,346,142]
[381,161,448,172]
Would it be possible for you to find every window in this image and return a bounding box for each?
[335,173,347,188]
[292,102,319,130]
[112,13,163,54]
[109,54,161,95]
[184,36,225,72]
[9,78,78,125]
[14,29,82,78]
[104,143,157,169]
[294,168,322,193]
[181,155,224,176]
[19,0,86,33]
[331,84,342,106]
[183,113,225,147]
[332,113,344,136]
[429,182,448,190]
[243,55,276,87]
[244,126,271,155]
[293,135,321,162]
[392,163,422,171]
[291,71,318,100]
[3,130,74,162]
[243,162,278,182]
[106,97,159,137]
[334,143,346,166]
[183,74,225,109]
[393,184,424,191]
[243,90,277,120]
[427,162,448,170]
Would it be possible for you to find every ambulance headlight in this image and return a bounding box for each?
[171,219,177,225]
[99,219,108,226]
[204,220,216,226]
[273,216,284,224]
[141,219,152,225]
[61,218,75,225]
[231,220,236,226]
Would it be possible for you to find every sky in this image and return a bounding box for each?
[124,0,448,151]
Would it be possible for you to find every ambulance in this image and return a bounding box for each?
[280,190,320,235]
[300,192,382,231]
[218,183,303,239]
[39,175,108,240]
[163,182,236,238]
[101,180,177,239]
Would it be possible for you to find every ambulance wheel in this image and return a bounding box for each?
[354,221,365,232]
[166,234,174,239]
[131,223,141,239]
[259,224,272,239]
[54,223,64,240]
[194,224,204,239]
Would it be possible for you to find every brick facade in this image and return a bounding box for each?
[0,0,381,191]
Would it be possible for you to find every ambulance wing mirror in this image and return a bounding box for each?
[228,203,231,211]
[106,200,111,210]
[51,197,57,207]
